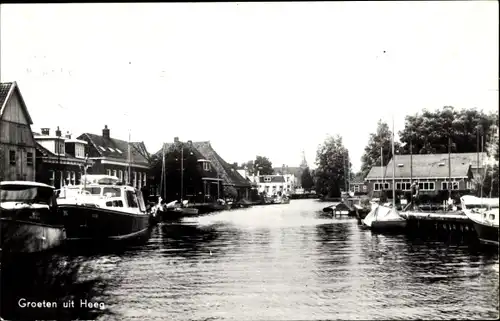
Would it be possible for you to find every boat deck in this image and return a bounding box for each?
[401,211,469,223]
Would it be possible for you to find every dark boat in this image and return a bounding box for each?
[56,175,150,243]
[1,181,66,254]
[461,196,499,246]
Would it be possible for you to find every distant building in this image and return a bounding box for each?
[34,128,93,188]
[0,81,37,181]
[257,174,294,196]
[77,125,150,190]
[364,152,486,197]
[349,176,367,195]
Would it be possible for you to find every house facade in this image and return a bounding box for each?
[34,128,93,189]
[0,81,37,181]
[77,125,150,190]
[349,177,368,195]
[192,141,252,202]
[256,174,294,196]
[150,138,223,204]
[273,165,302,190]
[364,153,483,198]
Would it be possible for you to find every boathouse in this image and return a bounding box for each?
[34,128,93,188]
[364,153,485,199]
[0,81,37,181]
[77,125,150,190]
[192,141,252,202]
[150,138,223,204]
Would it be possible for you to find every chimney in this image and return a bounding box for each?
[41,128,50,136]
[174,137,179,143]
[55,126,62,137]
[102,125,110,139]
[65,131,71,139]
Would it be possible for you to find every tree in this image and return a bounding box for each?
[398,107,497,154]
[315,135,350,197]
[301,167,314,191]
[241,160,255,175]
[254,156,274,175]
[360,119,401,179]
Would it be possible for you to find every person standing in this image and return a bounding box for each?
[411,181,420,210]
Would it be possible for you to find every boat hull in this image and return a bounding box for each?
[159,208,200,222]
[57,205,150,242]
[370,219,407,233]
[471,221,499,246]
[0,218,66,254]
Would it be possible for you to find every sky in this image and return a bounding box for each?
[1,2,498,172]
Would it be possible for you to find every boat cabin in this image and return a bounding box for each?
[56,175,147,213]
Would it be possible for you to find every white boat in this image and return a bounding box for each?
[56,175,150,242]
[1,181,66,254]
[461,195,499,246]
[363,204,407,232]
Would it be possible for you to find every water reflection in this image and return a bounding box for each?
[1,253,111,321]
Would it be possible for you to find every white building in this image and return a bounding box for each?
[256,174,296,196]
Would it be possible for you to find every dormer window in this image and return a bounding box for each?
[108,147,115,152]
[115,148,123,154]
[264,177,271,182]
[203,162,210,171]
[99,146,106,152]
[397,164,404,167]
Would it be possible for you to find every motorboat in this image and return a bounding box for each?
[56,175,150,243]
[363,204,407,233]
[0,181,66,254]
[156,199,199,222]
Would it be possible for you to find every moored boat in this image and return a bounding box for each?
[1,181,66,254]
[461,195,499,246]
[156,199,200,221]
[363,204,407,233]
[56,175,150,243]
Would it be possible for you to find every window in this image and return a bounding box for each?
[76,144,85,158]
[113,170,117,178]
[354,185,360,192]
[106,169,112,176]
[264,177,271,182]
[126,190,139,208]
[71,171,76,185]
[103,187,121,197]
[9,150,15,165]
[441,181,459,190]
[418,182,435,191]
[119,170,123,181]
[66,171,71,185]
[124,171,129,184]
[374,183,380,191]
[287,185,290,189]
[59,171,64,187]
[27,152,33,166]
[84,187,101,195]
[108,147,115,152]
[203,162,210,171]
[138,172,142,189]
[466,181,472,190]
[133,171,137,187]
[49,170,55,187]
[99,146,106,152]
[115,148,122,154]
[396,182,411,191]
[77,172,82,185]
[143,173,147,187]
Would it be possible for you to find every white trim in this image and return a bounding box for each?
[39,157,89,166]
[99,159,150,169]
[202,177,224,181]
[366,176,468,181]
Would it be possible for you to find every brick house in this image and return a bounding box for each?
[0,81,37,181]
[364,153,484,198]
[34,127,93,188]
[77,125,150,190]
[192,141,252,202]
[150,137,223,203]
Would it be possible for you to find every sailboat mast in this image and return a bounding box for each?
[180,146,184,202]
[392,116,396,208]
[477,126,480,197]
[448,135,452,200]
[128,130,131,186]
[381,146,384,189]
[481,134,484,199]
[160,143,165,198]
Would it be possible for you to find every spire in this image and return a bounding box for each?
[300,150,308,169]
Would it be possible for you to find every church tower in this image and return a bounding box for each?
[300,150,308,170]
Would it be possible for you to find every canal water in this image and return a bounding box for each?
[1,199,498,320]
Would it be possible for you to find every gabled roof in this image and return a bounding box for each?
[78,133,149,165]
[0,81,33,124]
[192,141,251,188]
[365,153,483,180]
[259,175,286,183]
[154,140,219,179]
[35,142,91,164]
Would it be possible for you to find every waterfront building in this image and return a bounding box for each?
[150,138,222,204]
[192,141,252,202]
[349,176,368,195]
[257,174,294,196]
[364,152,487,197]
[0,81,37,181]
[34,128,93,189]
[77,125,150,190]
